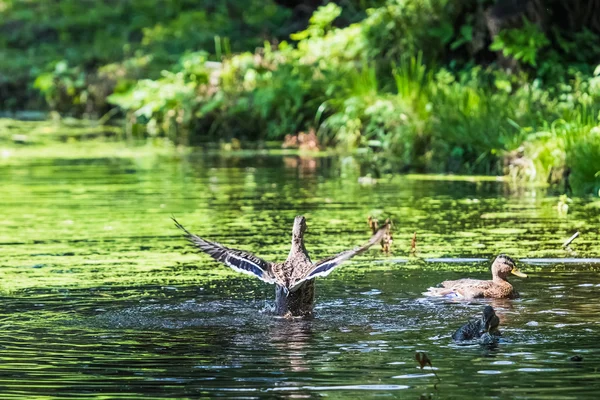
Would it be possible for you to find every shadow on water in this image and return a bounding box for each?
[2,150,600,398]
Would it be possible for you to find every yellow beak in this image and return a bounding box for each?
[511,267,528,278]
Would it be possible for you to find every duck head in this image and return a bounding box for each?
[480,305,500,334]
[492,254,527,280]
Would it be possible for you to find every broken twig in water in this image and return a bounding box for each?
[368,216,378,234]
[368,216,393,254]
[562,231,580,248]
[415,352,440,390]
[381,218,393,254]
[415,351,432,369]
[410,232,417,255]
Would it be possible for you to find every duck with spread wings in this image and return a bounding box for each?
[173,216,390,317]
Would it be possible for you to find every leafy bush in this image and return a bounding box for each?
[107,52,211,142]
[0,0,292,111]
[3,0,600,194]
[490,18,550,67]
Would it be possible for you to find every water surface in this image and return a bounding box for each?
[1,148,600,398]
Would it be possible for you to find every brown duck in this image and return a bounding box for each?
[173,216,390,317]
[424,254,527,299]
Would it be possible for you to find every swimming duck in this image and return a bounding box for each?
[452,306,500,343]
[424,254,527,299]
[173,216,390,318]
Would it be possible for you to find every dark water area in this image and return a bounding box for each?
[1,150,600,398]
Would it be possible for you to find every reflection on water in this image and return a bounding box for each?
[1,150,600,398]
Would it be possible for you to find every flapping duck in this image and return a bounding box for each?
[174,216,390,317]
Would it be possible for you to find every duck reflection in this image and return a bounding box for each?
[268,318,314,372]
[486,298,520,329]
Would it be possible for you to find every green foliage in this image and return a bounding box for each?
[490,18,550,67]
[3,0,600,194]
[33,61,87,112]
[107,52,211,142]
[363,0,456,62]
[290,3,342,41]
[450,24,473,51]
[393,53,430,118]
[0,0,292,111]
[319,76,374,149]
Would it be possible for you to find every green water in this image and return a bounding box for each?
[1,146,600,399]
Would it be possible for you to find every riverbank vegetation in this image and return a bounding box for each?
[1,0,599,194]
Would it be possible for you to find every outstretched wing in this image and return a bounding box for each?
[289,221,390,291]
[173,218,276,284]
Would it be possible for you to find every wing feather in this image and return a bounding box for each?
[173,218,276,284]
[289,221,390,290]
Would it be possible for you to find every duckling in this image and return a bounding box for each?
[452,306,500,343]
